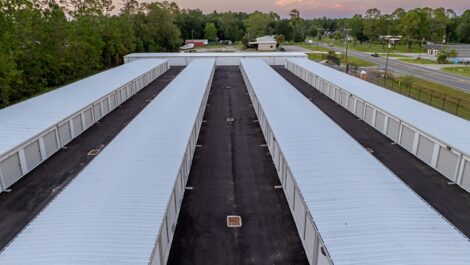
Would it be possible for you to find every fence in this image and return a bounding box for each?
[346,67,470,120]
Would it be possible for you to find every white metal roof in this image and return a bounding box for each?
[241,59,470,265]
[0,59,216,264]
[125,52,306,59]
[0,59,167,158]
[288,58,470,156]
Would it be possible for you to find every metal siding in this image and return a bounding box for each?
[436,147,459,180]
[24,140,42,171]
[461,160,470,191]
[375,111,386,132]
[386,118,400,142]
[304,218,316,262]
[58,122,72,146]
[400,125,415,152]
[294,189,306,237]
[417,135,435,165]
[43,130,58,157]
[72,114,83,136]
[0,154,22,188]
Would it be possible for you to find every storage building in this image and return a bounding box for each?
[0,59,169,193]
[240,59,470,265]
[0,59,215,264]
[123,52,307,66]
[286,58,470,193]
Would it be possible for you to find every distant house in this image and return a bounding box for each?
[425,44,470,63]
[185,39,208,47]
[248,36,277,51]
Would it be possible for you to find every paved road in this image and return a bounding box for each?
[0,67,183,250]
[314,43,470,92]
[275,66,470,238]
[168,67,307,265]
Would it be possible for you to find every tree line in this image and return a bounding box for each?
[1,0,469,107]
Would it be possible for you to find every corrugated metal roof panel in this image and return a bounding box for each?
[0,59,215,264]
[0,59,167,157]
[288,58,470,156]
[241,59,470,265]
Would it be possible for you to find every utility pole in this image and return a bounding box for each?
[316,28,323,50]
[384,41,392,80]
[344,28,351,73]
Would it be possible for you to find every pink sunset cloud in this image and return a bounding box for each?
[135,0,469,18]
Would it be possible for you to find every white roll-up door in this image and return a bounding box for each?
[375,111,386,132]
[400,125,415,152]
[285,171,294,204]
[24,140,42,171]
[58,122,72,146]
[109,94,116,110]
[341,92,348,108]
[72,115,83,136]
[83,108,93,129]
[364,105,374,125]
[355,100,364,118]
[347,97,355,112]
[304,218,316,264]
[293,189,306,235]
[436,147,459,180]
[43,130,58,157]
[416,135,435,165]
[93,103,102,121]
[461,160,470,191]
[0,154,22,188]
[386,118,400,142]
[102,98,109,115]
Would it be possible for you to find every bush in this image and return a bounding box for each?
[437,54,448,64]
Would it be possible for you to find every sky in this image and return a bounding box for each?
[137,0,469,18]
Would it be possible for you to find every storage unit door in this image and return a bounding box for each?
[83,108,93,129]
[347,97,355,112]
[58,122,72,146]
[102,98,109,114]
[24,140,42,171]
[364,105,374,125]
[72,115,83,136]
[341,92,348,108]
[436,147,459,180]
[461,160,470,191]
[400,125,415,152]
[375,111,386,133]
[0,154,23,188]
[109,94,116,110]
[355,101,364,118]
[416,135,434,165]
[93,103,102,121]
[43,130,58,157]
[386,118,400,142]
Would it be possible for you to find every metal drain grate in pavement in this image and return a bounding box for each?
[227,215,242,227]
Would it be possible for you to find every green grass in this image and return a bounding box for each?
[399,58,439,64]
[384,54,410,58]
[307,53,325,61]
[320,39,424,54]
[377,75,470,120]
[287,43,330,52]
[342,55,377,67]
[442,66,470,78]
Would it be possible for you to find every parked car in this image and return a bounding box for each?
[371,53,379,57]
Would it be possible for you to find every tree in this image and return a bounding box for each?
[204,22,218,41]
[363,8,382,45]
[275,19,293,41]
[402,10,421,49]
[289,9,302,42]
[348,14,366,44]
[244,11,275,39]
[456,10,470,43]
[219,12,243,41]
